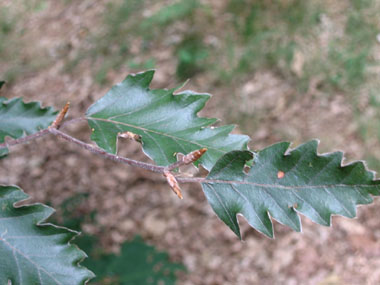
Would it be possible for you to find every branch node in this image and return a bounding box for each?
[163,170,183,199]
[50,102,70,129]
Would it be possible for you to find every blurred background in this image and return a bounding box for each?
[1,0,380,284]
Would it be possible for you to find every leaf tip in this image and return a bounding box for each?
[125,69,155,88]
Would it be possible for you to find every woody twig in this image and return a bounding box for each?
[1,104,212,200]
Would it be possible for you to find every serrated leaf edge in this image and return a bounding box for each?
[0,97,58,142]
[203,139,380,239]
[0,185,95,284]
[86,70,250,170]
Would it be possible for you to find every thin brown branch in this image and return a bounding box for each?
[49,128,166,173]
[0,113,208,189]
[0,129,51,150]
[0,116,86,151]
[177,177,206,184]
[60,117,87,129]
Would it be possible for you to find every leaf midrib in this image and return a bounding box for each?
[87,117,231,154]
[0,236,62,284]
[203,178,375,228]
[203,178,378,190]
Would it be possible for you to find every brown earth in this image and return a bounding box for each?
[1,1,380,284]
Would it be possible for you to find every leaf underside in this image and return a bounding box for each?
[86,70,250,170]
[202,140,380,238]
[0,97,57,156]
[0,185,94,284]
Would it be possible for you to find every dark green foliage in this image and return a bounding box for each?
[226,0,321,78]
[0,147,8,159]
[0,185,94,284]
[0,97,57,157]
[83,237,185,285]
[140,0,200,31]
[55,193,94,232]
[105,0,144,37]
[86,70,250,170]
[202,141,380,238]
[176,34,208,80]
[68,0,202,85]
[0,97,57,141]
[51,194,185,284]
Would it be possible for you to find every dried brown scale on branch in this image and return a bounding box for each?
[167,148,208,171]
[50,101,70,129]
[163,170,183,199]
[183,148,208,165]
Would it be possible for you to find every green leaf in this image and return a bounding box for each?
[0,147,8,159]
[202,140,380,238]
[0,81,5,89]
[0,185,94,284]
[0,97,57,155]
[86,70,250,170]
[83,236,185,285]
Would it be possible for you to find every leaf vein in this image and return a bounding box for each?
[1,236,62,284]
[106,90,171,120]
[90,119,113,153]
[87,117,227,154]
[142,131,170,164]
[229,184,269,231]
[206,183,239,235]
[12,248,22,284]
[259,186,299,230]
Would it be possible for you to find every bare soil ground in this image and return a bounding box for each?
[1,1,380,284]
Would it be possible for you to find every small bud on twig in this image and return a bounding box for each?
[50,102,70,129]
[163,170,183,199]
[166,148,208,171]
[183,148,207,165]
